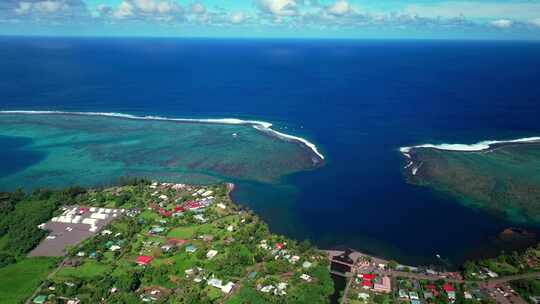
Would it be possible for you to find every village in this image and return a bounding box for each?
[6,180,540,304]
[27,181,334,304]
[329,245,540,304]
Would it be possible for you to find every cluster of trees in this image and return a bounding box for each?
[0,187,87,263]
[511,278,540,300]
[462,248,538,279]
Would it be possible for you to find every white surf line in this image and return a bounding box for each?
[0,110,325,160]
[400,137,540,154]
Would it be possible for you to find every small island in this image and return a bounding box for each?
[400,138,540,223]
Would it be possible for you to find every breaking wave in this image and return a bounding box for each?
[0,110,325,160]
[400,137,540,154]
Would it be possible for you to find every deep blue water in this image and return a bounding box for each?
[0,136,44,177]
[1,37,540,266]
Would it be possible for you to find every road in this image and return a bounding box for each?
[25,257,69,304]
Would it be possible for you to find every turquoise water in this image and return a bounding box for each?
[2,38,540,266]
[0,113,319,190]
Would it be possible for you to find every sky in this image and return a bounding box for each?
[1,0,540,39]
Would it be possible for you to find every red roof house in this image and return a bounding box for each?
[167,238,188,246]
[443,283,455,292]
[276,243,285,250]
[426,284,440,296]
[174,205,185,212]
[136,255,154,266]
[362,280,373,288]
[362,274,376,280]
[184,201,203,210]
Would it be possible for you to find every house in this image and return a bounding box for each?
[331,249,356,274]
[161,244,174,252]
[373,276,391,293]
[136,255,153,266]
[185,201,204,210]
[289,255,300,264]
[194,214,207,223]
[261,285,274,293]
[208,278,223,289]
[303,261,313,269]
[150,226,165,234]
[167,238,188,247]
[409,291,419,300]
[361,280,372,289]
[224,236,235,245]
[423,288,436,298]
[361,274,376,280]
[276,243,286,250]
[186,245,198,253]
[207,250,218,259]
[443,283,455,293]
[300,274,312,282]
[276,282,288,296]
[398,289,409,299]
[110,245,121,252]
[202,234,214,242]
[221,282,235,294]
[174,205,185,213]
[33,295,48,304]
[358,292,370,301]
[426,284,440,297]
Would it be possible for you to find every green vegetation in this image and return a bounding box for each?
[463,245,540,280]
[15,181,334,303]
[0,187,85,258]
[405,143,540,223]
[511,278,540,302]
[0,257,57,304]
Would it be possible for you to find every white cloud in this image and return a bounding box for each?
[113,1,134,18]
[532,18,540,27]
[15,1,66,15]
[191,2,206,14]
[404,2,540,21]
[230,11,245,24]
[326,0,350,16]
[257,0,298,16]
[110,0,183,20]
[491,19,512,28]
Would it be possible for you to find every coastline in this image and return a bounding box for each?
[0,110,325,162]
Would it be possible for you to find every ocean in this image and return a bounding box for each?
[1,37,540,266]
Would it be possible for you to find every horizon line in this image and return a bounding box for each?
[1,34,539,43]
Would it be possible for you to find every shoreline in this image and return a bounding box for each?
[0,110,325,161]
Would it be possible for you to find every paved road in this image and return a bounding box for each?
[481,272,540,287]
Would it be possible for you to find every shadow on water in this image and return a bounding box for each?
[0,135,45,178]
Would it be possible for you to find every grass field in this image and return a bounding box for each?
[167,226,197,239]
[0,257,58,304]
[56,260,111,279]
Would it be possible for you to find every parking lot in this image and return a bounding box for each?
[28,206,124,257]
